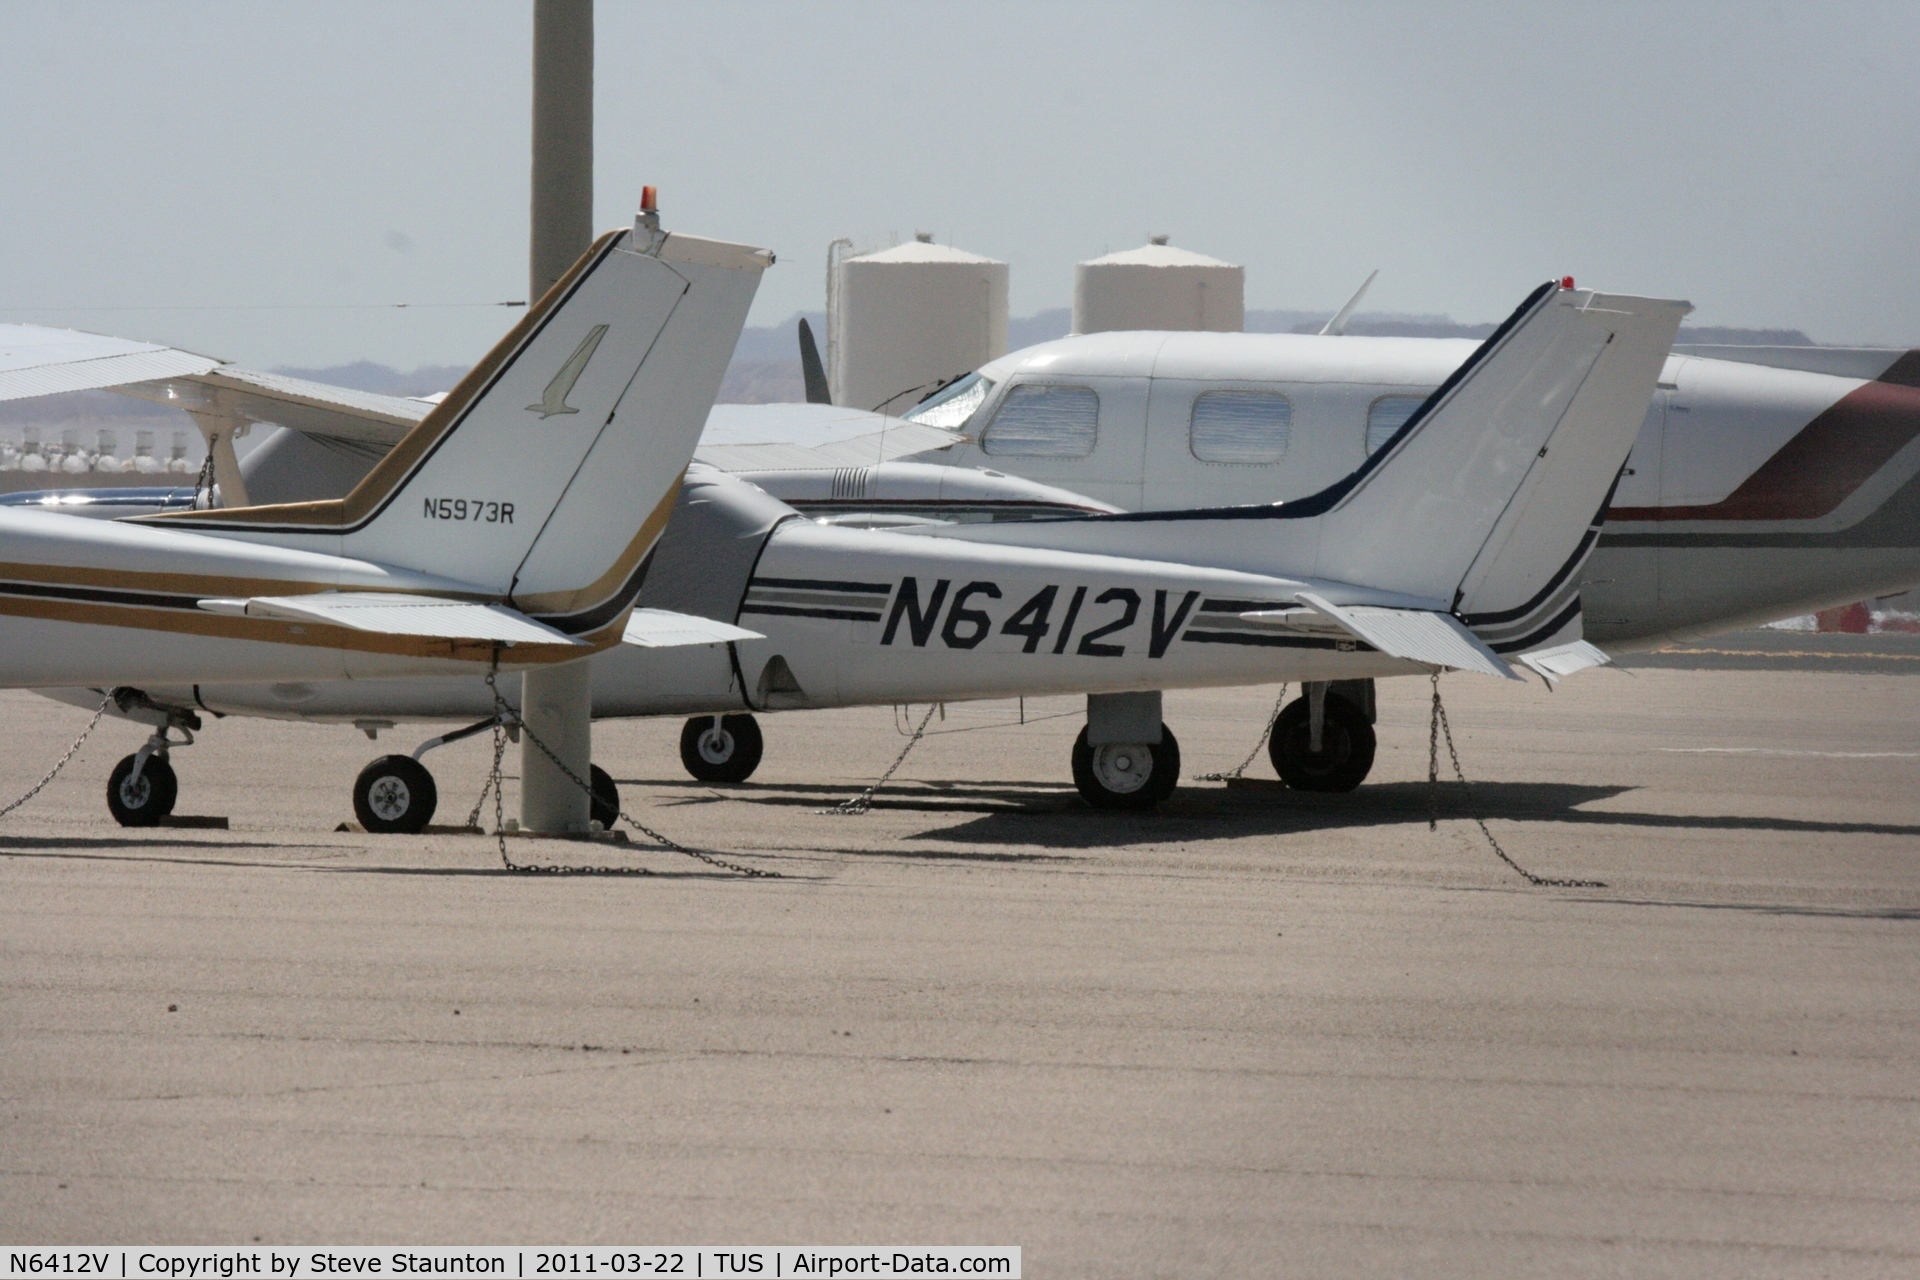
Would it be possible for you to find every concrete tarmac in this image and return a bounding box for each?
[1,661,1917,1276]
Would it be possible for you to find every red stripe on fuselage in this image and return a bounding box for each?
[1609,378,1920,522]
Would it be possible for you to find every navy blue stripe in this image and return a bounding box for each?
[1182,630,1374,652]
[1458,468,1623,627]
[0,579,204,612]
[1487,597,1584,654]
[750,577,892,594]
[739,604,884,621]
[526,547,657,637]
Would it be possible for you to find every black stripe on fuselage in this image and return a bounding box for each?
[738,604,883,622]
[0,579,206,613]
[1486,597,1584,653]
[523,546,656,637]
[749,577,892,594]
[1181,630,1375,652]
[1457,470,1620,627]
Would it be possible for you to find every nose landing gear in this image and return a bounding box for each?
[107,749,178,826]
[105,691,200,827]
[353,754,439,833]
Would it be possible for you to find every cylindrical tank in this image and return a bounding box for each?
[1073,238,1244,335]
[829,235,1009,415]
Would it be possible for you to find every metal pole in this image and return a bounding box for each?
[520,0,596,833]
[530,0,593,301]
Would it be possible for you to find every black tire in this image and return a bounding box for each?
[1270,693,1376,792]
[107,753,178,827]
[353,755,438,833]
[679,714,764,783]
[589,764,620,830]
[1071,723,1181,811]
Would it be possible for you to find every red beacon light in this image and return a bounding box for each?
[640,186,658,214]
[1560,275,1576,290]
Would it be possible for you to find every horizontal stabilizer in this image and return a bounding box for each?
[1517,639,1612,681]
[621,608,762,648]
[1271,593,1522,680]
[196,592,583,646]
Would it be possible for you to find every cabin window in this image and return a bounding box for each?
[1189,390,1291,464]
[980,384,1099,457]
[1366,394,1428,455]
[905,372,994,429]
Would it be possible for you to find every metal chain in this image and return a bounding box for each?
[1195,683,1289,781]
[1427,671,1604,889]
[482,668,776,877]
[824,702,941,815]
[0,693,113,822]
[464,716,507,833]
[189,450,217,510]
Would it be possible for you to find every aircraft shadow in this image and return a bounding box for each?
[631,776,1082,815]
[891,779,1920,849]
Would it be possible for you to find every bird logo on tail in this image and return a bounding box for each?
[527,323,609,419]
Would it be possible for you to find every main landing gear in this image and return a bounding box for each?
[1072,723,1181,810]
[1073,691,1182,811]
[105,689,199,827]
[1268,681,1377,792]
[352,717,621,834]
[679,714,763,783]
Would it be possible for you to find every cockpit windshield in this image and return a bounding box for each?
[903,372,994,430]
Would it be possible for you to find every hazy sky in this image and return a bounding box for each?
[4,1,1918,369]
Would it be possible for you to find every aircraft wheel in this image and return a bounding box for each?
[590,764,620,829]
[1071,723,1181,811]
[679,714,763,783]
[1270,694,1376,792]
[107,753,178,827]
[353,755,438,834]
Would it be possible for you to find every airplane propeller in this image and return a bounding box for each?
[798,318,832,404]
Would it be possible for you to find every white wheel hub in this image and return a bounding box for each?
[368,775,412,821]
[697,729,735,765]
[118,774,151,808]
[1090,743,1153,794]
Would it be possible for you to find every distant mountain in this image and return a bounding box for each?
[272,360,469,398]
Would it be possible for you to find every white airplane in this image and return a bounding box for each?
[4,282,1688,823]
[0,209,772,824]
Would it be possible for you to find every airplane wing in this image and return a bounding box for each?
[195,592,584,646]
[694,403,962,470]
[1244,592,1522,680]
[0,323,220,401]
[113,366,428,445]
[621,608,762,648]
[0,321,428,446]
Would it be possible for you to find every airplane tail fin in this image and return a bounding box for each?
[152,209,769,640]
[930,279,1685,663]
[1309,283,1688,622]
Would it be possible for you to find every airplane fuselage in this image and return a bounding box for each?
[892,334,1920,649]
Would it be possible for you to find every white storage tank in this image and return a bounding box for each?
[829,235,1009,415]
[1073,237,1244,335]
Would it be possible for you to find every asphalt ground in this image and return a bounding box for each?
[1618,626,1920,674]
[1,655,1917,1277]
